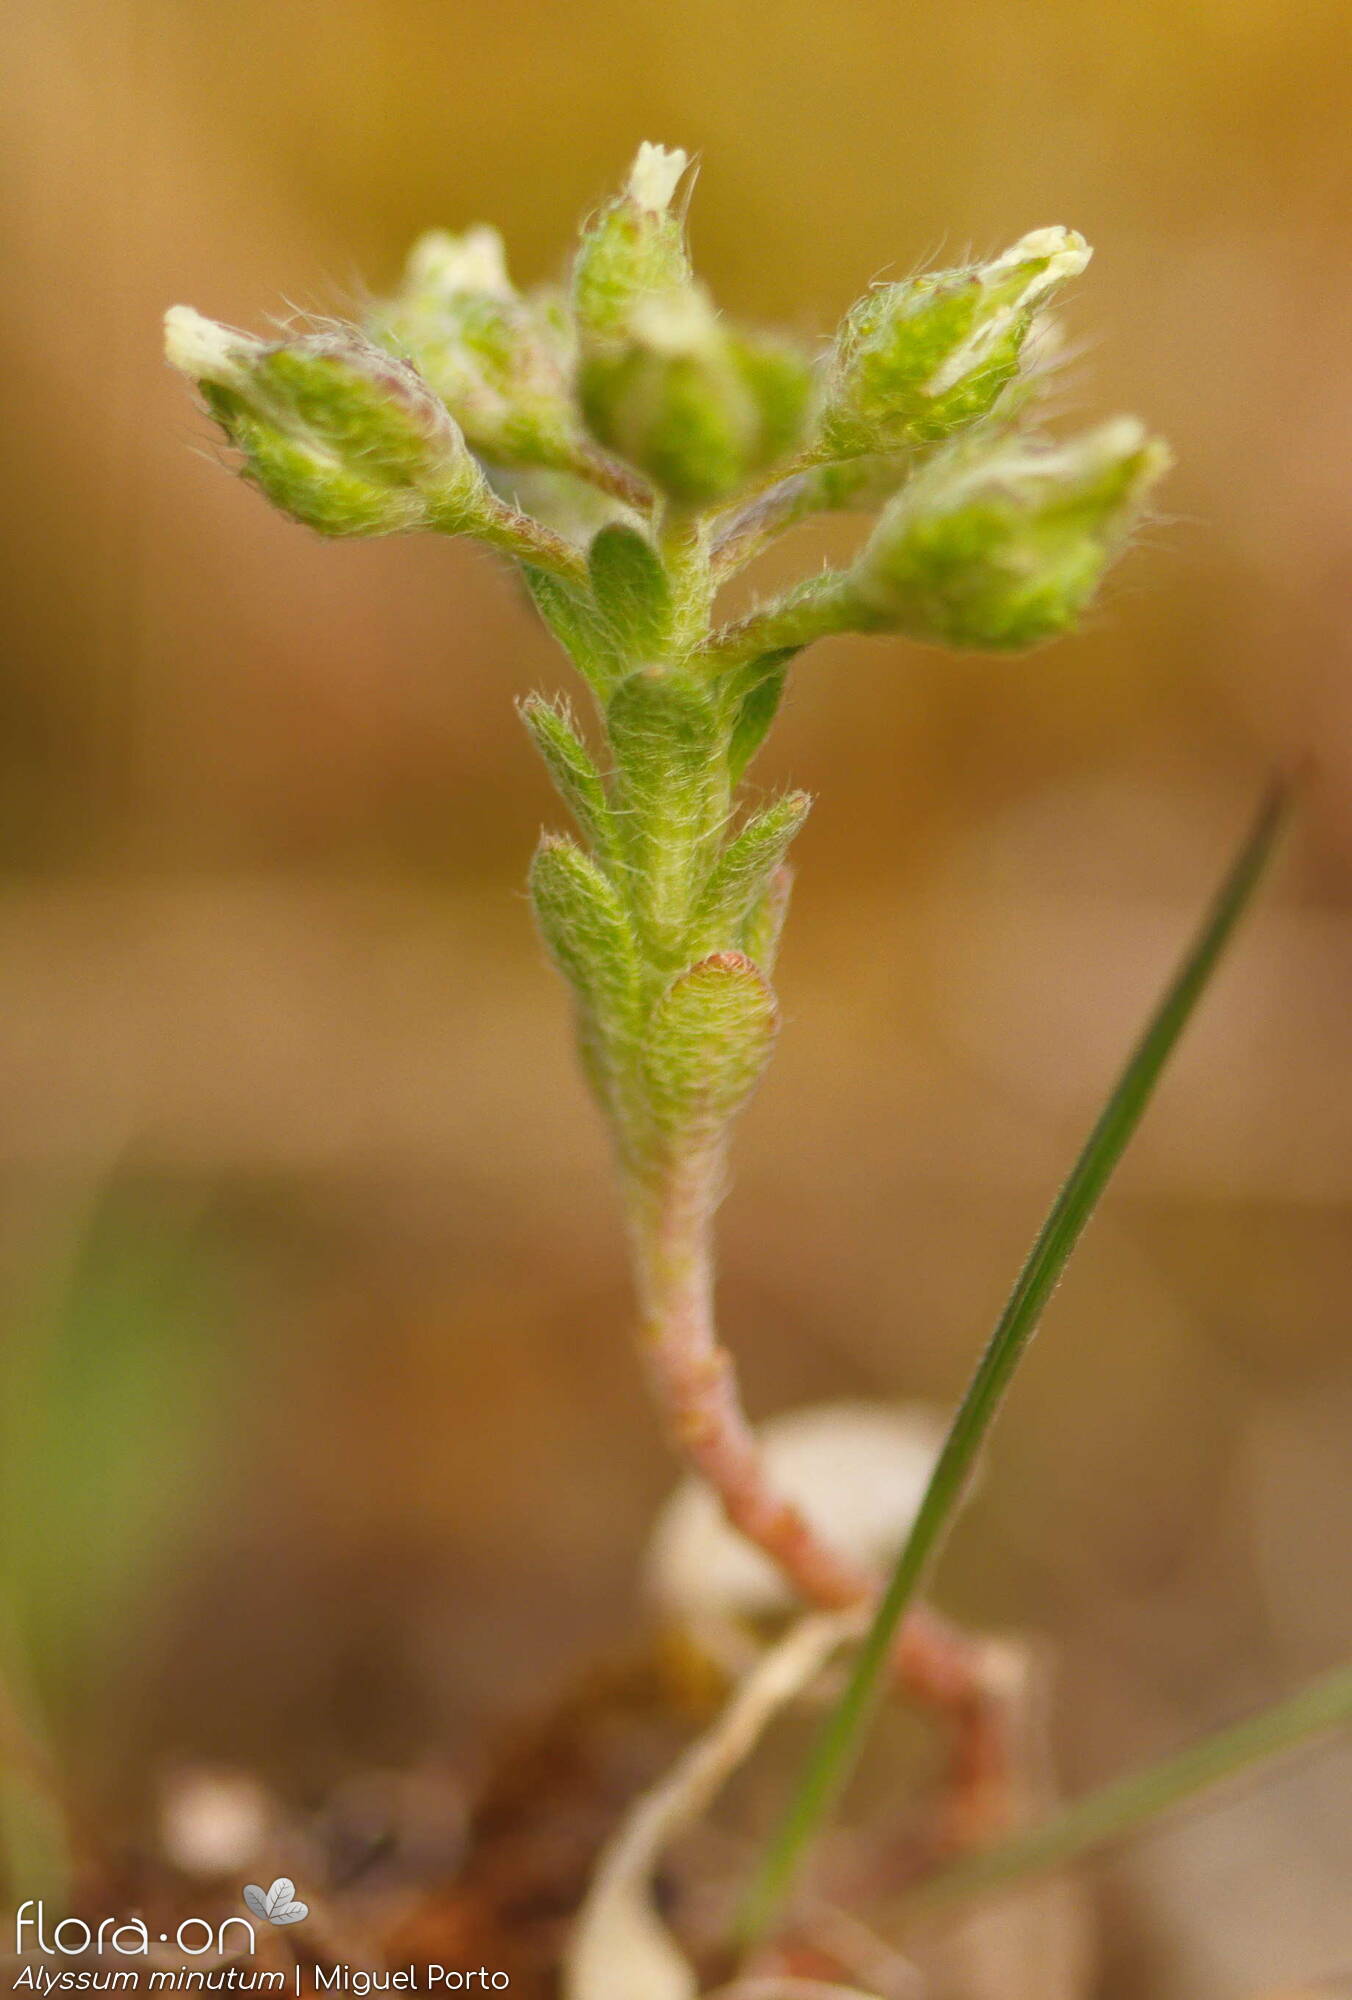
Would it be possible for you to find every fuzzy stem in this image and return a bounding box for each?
[560,441,656,513]
[709,457,917,581]
[627,1142,865,1613]
[453,497,589,583]
[710,474,819,579]
[624,1137,1012,1832]
[656,511,718,650]
[702,575,858,672]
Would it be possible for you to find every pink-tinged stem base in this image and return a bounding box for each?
[626,1145,1017,1853]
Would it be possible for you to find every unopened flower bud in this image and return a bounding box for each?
[820,227,1092,458]
[850,418,1170,650]
[572,143,693,345]
[571,142,813,503]
[406,223,512,299]
[165,307,488,536]
[371,227,583,471]
[580,288,813,507]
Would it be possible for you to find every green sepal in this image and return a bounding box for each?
[518,694,618,868]
[606,664,727,969]
[581,320,812,511]
[528,834,641,1062]
[821,274,1028,457]
[521,567,624,694]
[217,398,427,537]
[580,337,759,508]
[728,331,817,468]
[691,793,810,955]
[588,523,674,662]
[641,951,779,1158]
[725,647,799,782]
[373,249,582,471]
[741,864,794,975]
[251,345,442,483]
[572,162,692,345]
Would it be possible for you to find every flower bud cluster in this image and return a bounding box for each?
[166,143,1170,1232]
[166,146,1162,639]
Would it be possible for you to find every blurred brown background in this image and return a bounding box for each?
[2,0,1351,1990]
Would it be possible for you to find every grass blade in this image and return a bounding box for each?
[893,1659,1352,1922]
[740,781,1291,1943]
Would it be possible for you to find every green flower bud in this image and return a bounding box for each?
[580,288,814,507]
[572,143,693,344]
[164,306,488,536]
[850,418,1171,651]
[371,226,584,470]
[729,329,818,470]
[819,227,1092,458]
[572,143,813,504]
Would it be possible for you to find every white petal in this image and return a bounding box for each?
[627,143,690,214]
[405,225,512,298]
[163,305,255,387]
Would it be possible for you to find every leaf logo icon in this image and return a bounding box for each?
[243,1878,309,1926]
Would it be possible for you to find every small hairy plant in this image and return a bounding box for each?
[166,146,1161,1651]
[165,148,1346,1978]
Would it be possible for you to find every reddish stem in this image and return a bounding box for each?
[626,1142,1015,1847]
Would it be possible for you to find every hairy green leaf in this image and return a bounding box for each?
[519,694,619,868]
[589,523,675,662]
[522,567,624,694]
[529,834,641,1063]
[726,648,799,782]
[642,951,778,1159]
[692,794,811,955]
[740,864,794,976]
